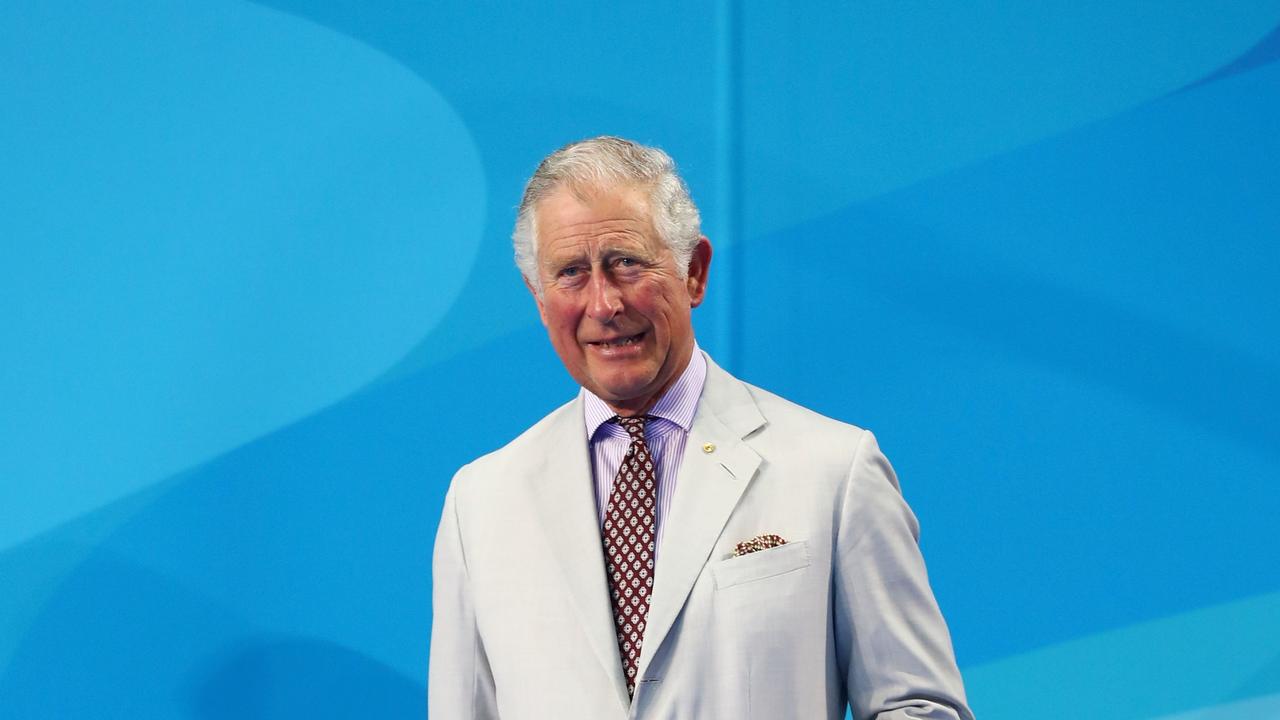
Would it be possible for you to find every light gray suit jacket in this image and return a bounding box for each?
[430,354,973,719]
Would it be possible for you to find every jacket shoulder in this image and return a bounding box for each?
[702,352,866,441]
[449,397,579,495]
[747,381,864,433]
[727,374,880,484]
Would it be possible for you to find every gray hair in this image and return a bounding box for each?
[513,136,701,292]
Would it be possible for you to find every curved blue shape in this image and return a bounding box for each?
[188,636,423,719]
[1153,694,1280,720]
[1184,21,1280,91]
[963,591,1280,719]
[0,324,570,705]
[736,2,1280,235]
[3,3,1276,717]
[739,58,1280,664]
[0,0,486,549]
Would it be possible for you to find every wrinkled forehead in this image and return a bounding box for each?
[533,182,660,251]
[534,179,653,227]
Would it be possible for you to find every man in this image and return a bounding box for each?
[430,136,973,719]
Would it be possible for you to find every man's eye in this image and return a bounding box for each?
[559,266,582,278]
[615,257,638,268]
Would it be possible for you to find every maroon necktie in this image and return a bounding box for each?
[602,415,656,697]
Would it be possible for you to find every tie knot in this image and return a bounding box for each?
[614,415,648,441]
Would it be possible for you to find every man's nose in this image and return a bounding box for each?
[586,272,623,322]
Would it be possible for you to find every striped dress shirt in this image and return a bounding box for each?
[582,347,708,561]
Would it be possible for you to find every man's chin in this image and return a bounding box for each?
[587,375,661,411]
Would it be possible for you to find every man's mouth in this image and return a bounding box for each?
[589,332,645,348]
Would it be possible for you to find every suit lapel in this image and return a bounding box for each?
[635,357,765,684]
[527,398,631,711]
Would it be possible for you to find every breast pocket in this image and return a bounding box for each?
[711,540,810,590]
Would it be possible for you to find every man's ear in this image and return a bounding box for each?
[686,236,713,308]
[523,275,549,326]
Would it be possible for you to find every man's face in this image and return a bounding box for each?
[527,184,711,416]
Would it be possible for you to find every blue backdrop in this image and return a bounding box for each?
[3,2,1279,718]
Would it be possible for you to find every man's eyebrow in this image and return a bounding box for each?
[539,257,578,272]
[544,238,648,261]
[540,255,593,277]
[600,246,656,263]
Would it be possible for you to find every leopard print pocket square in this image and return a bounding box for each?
[733,534,787,557]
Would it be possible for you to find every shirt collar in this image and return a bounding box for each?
[583,344,708,440]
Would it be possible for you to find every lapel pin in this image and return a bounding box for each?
[702,442,716,453]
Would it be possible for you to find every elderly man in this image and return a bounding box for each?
[430,136,973,719]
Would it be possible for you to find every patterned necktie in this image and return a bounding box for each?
[602,415,657,698]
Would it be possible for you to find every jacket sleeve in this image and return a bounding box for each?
[833,430,975,720]
[428,476,499,719]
